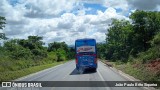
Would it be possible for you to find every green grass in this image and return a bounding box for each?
[0,60,68,81]
[114,62,160,89]
[100,59,159,81]
[114,62,158,81]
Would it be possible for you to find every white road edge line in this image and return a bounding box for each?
[97,70,111,90]
[97,70,105,81]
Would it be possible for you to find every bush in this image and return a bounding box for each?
[47,51,58,62]
[138,47,160,63]
[10,47,32,60]
[31,49,48,60]
[56,48,67,62]
[137,32,160,63]
[151,32,160,46]
[59,55,66,62]
[0,37,71,79]
[32,49,47,57]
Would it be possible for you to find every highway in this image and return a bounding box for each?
[0,60,145,90]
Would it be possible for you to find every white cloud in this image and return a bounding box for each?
[57,13,76,29]
[1,0,129,46]
[0,0,29,38]
[78,0,129,11]
[24,0,76,18]
[104,0,128,10]
[157,6,160,11]
[127,0,160,11]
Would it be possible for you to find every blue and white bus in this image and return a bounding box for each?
[75,38,97,71]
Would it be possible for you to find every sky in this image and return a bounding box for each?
[0,0,160,46]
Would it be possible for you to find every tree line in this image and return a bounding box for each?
[0,36,75,72]
[97,10,160,63]
[0,17,75,72]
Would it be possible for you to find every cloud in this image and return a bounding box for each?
[127,0,160,11]
[0,0,29,37]
[79,0,128,11]
[51,7,127,45]
[24,0,76,18]
[1,0,129,45]
[57,13,75,29]
[77,0,130,16]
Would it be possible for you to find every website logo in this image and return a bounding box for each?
[2,82,11,87]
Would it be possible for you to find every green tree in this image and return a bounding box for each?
[18,36,44,50]
[105,19,133,62]
[56,48,66,62]
[0,16,6,30]
[97,43,106,59]
[48,42,75,60]
[4,39,32,60]
[48,42,68,52]
[0,16,7,40]
[104,10,160,62]
[3,36,47,60]
[67,47,75,59]
[129,10,160,55]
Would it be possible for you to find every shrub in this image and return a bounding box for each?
[56,48,67,62]
[137,32,160,63]
[151,32,160,46]
[47,51,58,62]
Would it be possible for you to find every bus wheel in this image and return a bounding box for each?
[76,66,79,70]
[93,68,97,72]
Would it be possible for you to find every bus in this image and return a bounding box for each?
[75,38,97,72]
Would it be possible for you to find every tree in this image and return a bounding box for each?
[18,36,44,50]
[103,10,160,62]
[97,43,106,59]
[3,39,32,60]
[0,16,6,30]
[56,48,66,61]
[105,19,133,62]
[67,47,75,59]
[129,10,160,55]
[48,42,75,60]
[48,42,68,52]
[0,16,7,40]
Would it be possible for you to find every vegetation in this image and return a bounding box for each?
[0,61,67,81]
[0,10,160,82]
[0,16,7,40]
[0,16,6,30]
[0,35,75,80]
[0,16,75,80]
[97,10,160,81]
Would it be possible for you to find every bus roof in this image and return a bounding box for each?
[75,38,96,42]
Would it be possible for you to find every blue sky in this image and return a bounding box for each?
[83,3,106,14]
[1,0,160,45]
[7,0,20,6]
[7,0,126,16]
[6,0,131,18]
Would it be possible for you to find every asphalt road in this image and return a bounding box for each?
[0,60,145,90]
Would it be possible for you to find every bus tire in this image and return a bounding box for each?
[93,68,97,72]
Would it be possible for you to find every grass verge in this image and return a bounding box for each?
[0,60,68,81]
[100,59,160,89]
[114,63,157,81]
[114,62,160,89]
[100,59,159,81]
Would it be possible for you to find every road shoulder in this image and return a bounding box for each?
[100,60,157,90]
